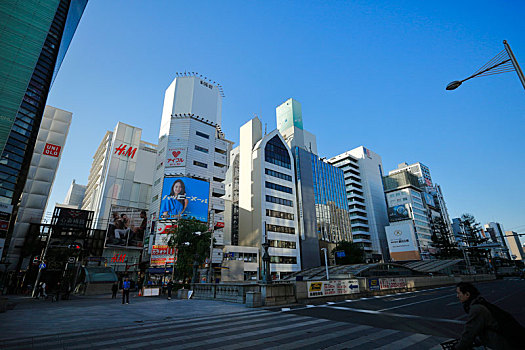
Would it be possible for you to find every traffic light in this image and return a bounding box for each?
[68,244,82,250]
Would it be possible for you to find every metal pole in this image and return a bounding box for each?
[208,210,214,283]
[32,228,53,297]
[503,40,525,90]
[321,248,330,280]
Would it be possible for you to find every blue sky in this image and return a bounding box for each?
[46,0,525,241]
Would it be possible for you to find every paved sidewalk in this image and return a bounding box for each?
[0,293,250,341]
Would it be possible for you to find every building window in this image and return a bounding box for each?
[265,181,293,194]
[266,209,294,220]
[266,223,295,234]
[265,168,292,181]
[195,145,208,153]
[268,240,296,249]
[193,160,208,168]
[196,131,209,139]
[270,256,297,264]
[265,135,291,169]
[152,194,158,202]
[265,195,293,207]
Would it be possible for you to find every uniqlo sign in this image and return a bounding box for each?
[43,143,62,157]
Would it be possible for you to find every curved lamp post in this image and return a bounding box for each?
[447,40,525,91]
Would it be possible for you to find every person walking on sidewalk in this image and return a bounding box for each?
[111,281,118,299]
[455,282,524,349]
[167,279,174,300]
[122,277,130,304]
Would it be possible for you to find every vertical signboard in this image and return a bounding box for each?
[385,223,420,261]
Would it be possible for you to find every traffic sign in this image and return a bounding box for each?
[68,257,76,263]
[39,262,46,269]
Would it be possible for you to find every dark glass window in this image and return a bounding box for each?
[193,160,208,168]
[266,209,294,220]
[265,181,293,194]
[268,240,296,249]
[196,131,209,139]
[270,256,297,264]
[265,168,292,181]
[195,145,208,153]
[265,135,291,169]
[265,195,293,207]
[266,223,295,234]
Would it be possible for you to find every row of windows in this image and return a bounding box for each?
[268,240,296,249]
[194,160,207,168]
[266,195,293,207]
[266,209,294,220]
[265,168,292,182]
[266,223,295,234]
[265,181,293,194]
[195,145,208,153]
[196,131,209,139]
[270,256,297,264]
[265,136,291,169]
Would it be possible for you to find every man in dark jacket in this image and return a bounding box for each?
[167,279,174,300]
[455,282,516,350]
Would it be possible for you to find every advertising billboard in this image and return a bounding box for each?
[385,223,420,261]
[388,204,411,222]
[159,177,210,222]
[105,205,148,249]
[165,147,187,168]
[150,245,176,266]
[422,192,435,207]
[307,279,360,298]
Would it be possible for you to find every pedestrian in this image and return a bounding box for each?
[455,282,524,349]
[112,281,118,299]
[41,282,47,299]
[167,279,174,300]
[122,277,130,304]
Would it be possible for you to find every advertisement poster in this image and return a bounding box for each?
[388,204,411,222]
[55,208,92,229]
[385,223,420,261]
[150,245,176,266]
[165,148,187,168]
[307,279,360,298]
[105,205,148,249]
[368,278,380,291]
[159,177,210,222]
[379,277,407,290]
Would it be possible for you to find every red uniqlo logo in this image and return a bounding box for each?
[114,144,137,159]
[43,143,61,157]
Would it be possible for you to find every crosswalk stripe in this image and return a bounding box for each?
[155,316,334,349]
[263,324,374,350]
[224,320,357,350]
[374,333,432,349]
[323,328,398,350]
[77,312,312,348]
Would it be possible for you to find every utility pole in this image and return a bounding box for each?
[208,210,215,283]
[32,228,53,297]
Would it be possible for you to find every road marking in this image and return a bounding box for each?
[322,328,398,349]
[281,307,291,312]
[326,301,335,304]
[306,304,315,308]
[447,301,457,306]
[388,295,418,302]
[328,306,464,324]
[378,293,454,312]
[374,333,432,349]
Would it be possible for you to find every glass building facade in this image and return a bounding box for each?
[294,146,352,268]
[0,0,88,260]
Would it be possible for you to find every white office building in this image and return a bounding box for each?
[328,147,389,261]
[5,106,72,269]
[483,222,511,259]
[505,231,524,260]
[149,75,232,272]
[63,179,86,208]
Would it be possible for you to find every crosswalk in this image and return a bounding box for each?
[1,309,449,349]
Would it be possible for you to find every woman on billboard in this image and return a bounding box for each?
[160,179,188,219]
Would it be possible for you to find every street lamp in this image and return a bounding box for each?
[446,40,525,91]
[321,248,330,280]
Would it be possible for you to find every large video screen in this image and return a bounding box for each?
[159,177,210,222]
[105,205,148,249]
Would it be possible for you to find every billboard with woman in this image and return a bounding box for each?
[159,177,210,222]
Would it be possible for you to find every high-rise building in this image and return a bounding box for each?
[227,117,300,279]
[4,106,72,270]
[383,171,431,261]
[81,122,157,274]
[63,179,86,208]
[149,75,232,278]
[276,98,351,268]
[483,222,511,259]
[505,231,524,261]
[328,147,389,261]
[0,0,88,262]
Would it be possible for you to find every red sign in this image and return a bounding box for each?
[150,245,177,266]
[114,144,137,159]
[166,148,186,167]
[111,254,126,263]
[43,143,62,157]
[156,223,176,234]
[215,222,225,228]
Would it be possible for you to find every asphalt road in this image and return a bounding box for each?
[274,278,525,339]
